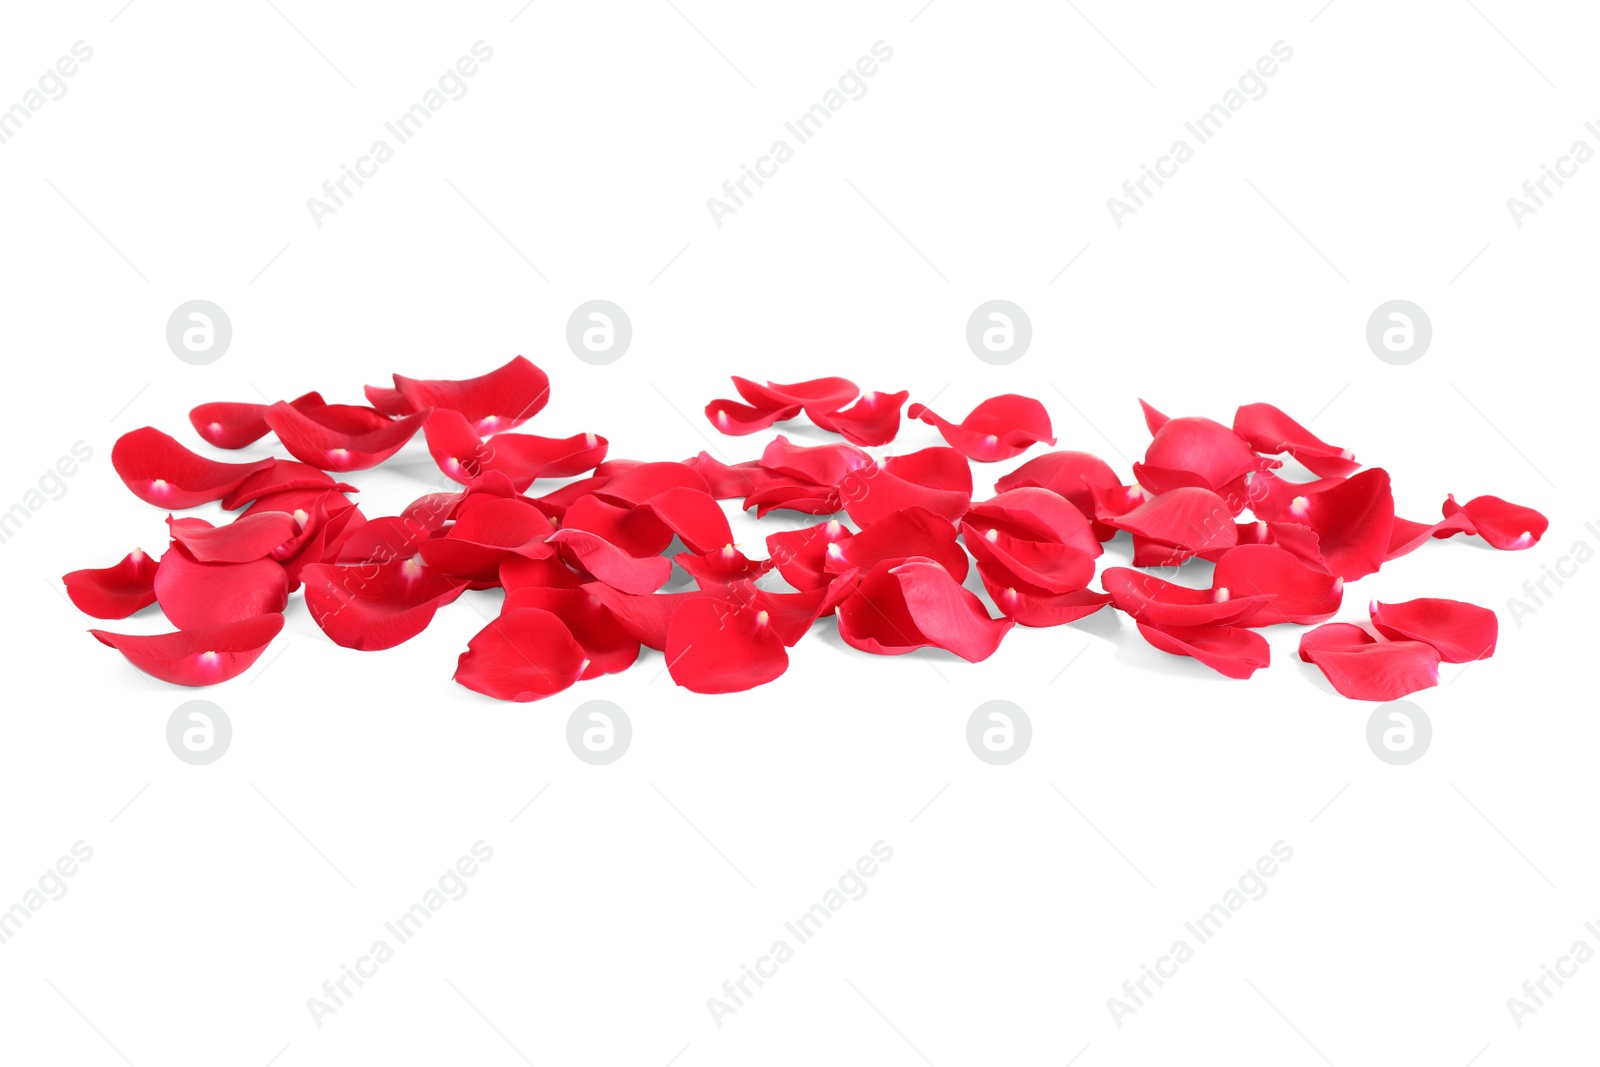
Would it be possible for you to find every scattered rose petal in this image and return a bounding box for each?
[1298,623,1441,701]
[63,549,160,619]
[907,394,1056,461]
[1370,598,1497,662]
[112,428,274,508]
[453,607,585,700]
[90,614,284,686]
[1135,620,1270,679]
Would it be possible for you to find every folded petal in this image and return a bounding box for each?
[1298,623,1441,700]
[810,389,908,446]
[844,447,973,526]
[665,595,790,694]
[424,408,606,489]
[1370,598,1497,662]
[1443,494,1549,550]
[167,512,298,563]
[90,614,284,686]
[391,355,550,432]
[504,587,640,678]
[983,577,1111,627]
[593,461,710,506]
[63,549,159,619]
[907,394,1056,461]
[636,487,733,556]
[546,528,672,594]
[580,583,694,650]
[154,544,289,630]
[837,558,1012,661]
[189,391,325,449]
[1233,402,1359,479]
[112,428,274,508]
[761,436,873,487]
[736,375,859,414]
[766,518,852,590]
[559,495,674,558]
[995,450,1122,539]
[1134,415,1266,494]
[453,607,586,700]
[828,507,966,582]
[263,403,429,472]
[301,557,467,650]
[705,397,801,435]
[1101,567,1266,628]
[1278,468,1394,581]
[1102,487,1238,563]
[1135,620,1270,679]
[221,460,355,511]
[1211,544,1343,626]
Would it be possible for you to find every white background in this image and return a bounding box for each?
[1,1,1596,1064]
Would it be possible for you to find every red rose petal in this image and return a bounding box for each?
[1102,486,1238,563]
[664,594,791,694]
[580,583,694,650]
[765,518,852,590]
[90,614,284,686]
[984,578,1112,627]
[167,512,298,563]
[907,394,1056,461]
[1101,567,1266,628]
[827,507,966,582]
[189,391,325,450]
[761,436,873,488]
[705,397,802,436]
[221,461,355,511]
[424,408,606,490]
[1233,402,1359,479]
[112,428,275,508]
[810,389,908,446]
[560,495,674,558]
[1443,494,1549,550]
[504,587,640,678]
[740,376,859,414]
[594,461,711,506]
[1370,598,1498,662]
[1211,544,1344,626]
[686,452,766,498]
[63,549,160,619]
[546,528,672,594]
[675,544,772,586]
[453,607,585,701]
[499,554,584,591]
[416,497,555,582]
[1298,623,1441,701]
[837,557,1012,662]
[154,544,289,630]
[1134,415,1267,495]
[388,355,551,433]
[1278,468,1394,581]
[1386,511,1477,560]
[1135,620,1271,680]
[845,447,973,526]
[1139,398,1170,434]
[636,487,733,556]
[1240,470,1347,524]
[995,450,1122,539]
[301,557,467,650]
[263,403,429,472]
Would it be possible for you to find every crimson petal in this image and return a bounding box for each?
[1101,567,1266,628]
[154,544,289,630]
[1281,468,1394,581]
[827,507,966,582]
[167,512,297,563]
[995,450,1122,539]
[112,428,274,508]
[845,447,973,526]
[1443,494,1549,550]
[1233,402,1359,479]
[90,614,284,686]
[1134,415,1267,495]
[263,403,429,472]
[63,549,159,619]
[301,557,467,650]
[810,389,908,446]
[1298,623,1441,700]
[837,558,1012,662]
[453,607,585,700]
[1370,598,1497,662]
[1211,544,1343,626]
[907,394,1055,461]
[665,594,790,693]
[1102,487,1238,563]
[391,355,550,433]
[190,391,325,449]
[546,528,672,594]
[1135,620,1270,680]
[504,587,640,678]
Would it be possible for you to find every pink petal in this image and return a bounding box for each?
[907,394,1056,461]
[1370,598,1497,662]
[1135,620,1271,679]
[1298,623,1441,701]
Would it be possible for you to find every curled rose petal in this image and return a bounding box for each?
[810,389,908,447]
[1139,398,1170,434]
[1134,415,1269,495]
[675,544,773,586]
[761,436,872,488]
[63,549,160,619]
[736,376,859,415]
[1298,623,1441,701]
[594,461,711,506]
[112,428,274,508]
[453,607,586,701]
[836,557,1012,662]
[844,447,973,526]
[1135,620,1271,680]
[505,587,640,678]
[1101,567,1267,628]
[1102,486,1238,564]
[907,394,1056,461]
[221,461,354,511]
[416,497,554,582]
[167,512,297,563]
[983,577,1111,627]
[190,391,325,450]
[705,397,802,436]
[560,496,674,558]
[154,544,289,630]
[387,355,551,432]
[1241,471,1347,525]
[90,614,284,686]
[665,595,790,694]
[1370,598,1497,662]
[301,557,467,650]
[580,583,695,650]
[499,555,584,591]
[1233,402,1359,479]
[263,402,430,472]
[766,518,851,590]
[1442,494,1549,550]
[546,528,672,594]
[1211,544,1343,626]
[636,487,733,556]
[995,450,1122,539]
[1276,468,1394,581]
[685,452,765,498]
[827,507,966,582]
[424,408,606,490]
[1386,511,1476,560]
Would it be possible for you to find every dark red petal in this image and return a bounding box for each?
[63,549,159,619]
[829,507,966,582]
[1135,620,1270,679]
[705,398,802,435]
[1444,494,1549,550]
[844,447,973,526]
[301,557,467,650]
[560,495,674,558]
[453,607,585,700]
[1370,598,1498,662]
[1134,416,1265,494]
[1233,402,1359,479]
[1103,487,1238,562]
[810,389,908,446]
[761,436,873,487]
[90,614,284,686]
[189,391,325,450]
[1298,623,1441,701]
[1101,567,1265,628]
[594,461,711,506]
[392,355,550,433]
[504,587,639,678]
[1211,544,1344,626]
[906,394,1056,461]
[665,595,790,694]
[546,528,671,594]
[112,428,274,508]
[154,544,288,630]
[263,403,429,472]
[995,450,1122,539]
[167,512,297,563]
[636,487,733,556]
[837,558,1012,662]
[1281,468,1394,581]
[765,518,852,590]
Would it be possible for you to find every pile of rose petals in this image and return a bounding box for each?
[66,358,1548,703]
